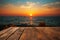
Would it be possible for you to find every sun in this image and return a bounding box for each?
[30,13,32,16]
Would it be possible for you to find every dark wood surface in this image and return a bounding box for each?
[0,27,60,40]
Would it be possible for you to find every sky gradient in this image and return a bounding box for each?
[0,0,60,16]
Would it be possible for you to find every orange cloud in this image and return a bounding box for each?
[0,2,60,16]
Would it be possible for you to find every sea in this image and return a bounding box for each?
[0,16,60,26]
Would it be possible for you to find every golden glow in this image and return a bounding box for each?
[30,13,32,16]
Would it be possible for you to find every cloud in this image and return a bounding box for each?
[1,1,60,10]
[43,2,60,9]
[20,2,39,9]
[0,2,60,16]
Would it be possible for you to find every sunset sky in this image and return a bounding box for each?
[0,0,60,16]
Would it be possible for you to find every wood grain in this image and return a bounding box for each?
[0,27,60,40]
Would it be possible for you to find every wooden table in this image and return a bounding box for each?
[0,27,60,40]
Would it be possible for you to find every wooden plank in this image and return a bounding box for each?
[0,27,19,40]
[0,27,60,40]
[20,27,49,40]
[7,27,25,40]
[34,27,60,40]
[0,27,13,36]
[32,27,50,40]
[20,27,60,40]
